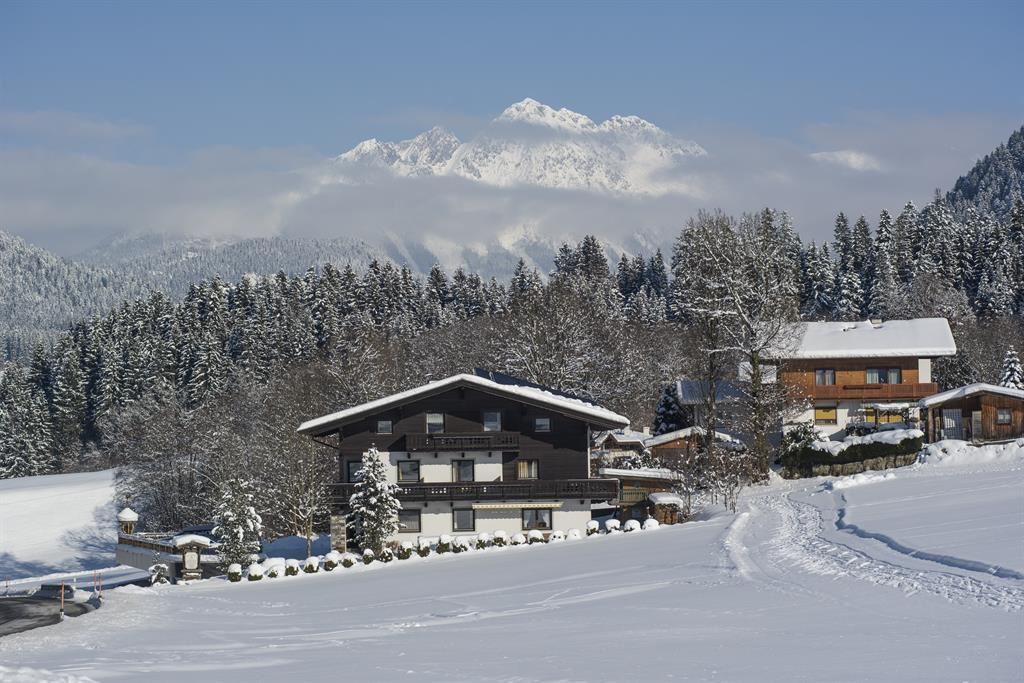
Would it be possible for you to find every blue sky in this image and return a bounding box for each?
[0,0,1021,253]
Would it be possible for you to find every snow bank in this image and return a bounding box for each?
[827,471,896,490]
[0,665,98,682]
[810,429,923,456]
[918,439,1024,467]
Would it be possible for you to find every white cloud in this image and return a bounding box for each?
[810,149,882,172]
[0,110,150,140]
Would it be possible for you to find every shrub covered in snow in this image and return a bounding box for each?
[397,541,414,560]
[476,532,492,550]
[493,530,509,547]
[341,552,357,568]
[362,548,375,565]
[605,519,621,533]
[586,520,600,536]
[452,536,469,553]
[510,533,527,546]
[549,530,566,542]
[642,519,660,531]
[623,519,641,533]
[227,563,243,582]
[246,562,264,581]
[436,534,453,554]
[378,547,394,563]
[266,564,282,579]
[566,528,582,540]
[417,539,431,557]
[323,551,341,571]
[285,559,301,576]
[303,556,320,573]
[148,562,170,585]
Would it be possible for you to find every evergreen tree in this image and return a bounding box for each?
[653,382,684,435]
[347,446,402,554]
[832,263,864,319]
[212,477,263,570]
[999,346,1024,390]
[832,212,852,268]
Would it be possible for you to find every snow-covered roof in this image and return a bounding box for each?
[672,380,744,405]
[645,426,739,448]
[171,534,212,548]
[919,383,1024,408]
[298,373,630,434]
[599,467,681,482]
[117,507,139,522]
[594,429,648,447]
[775,318,956,360]
[648,492,685,507]
[866,402,912,411]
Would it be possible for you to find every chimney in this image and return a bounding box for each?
[642,426,650,435]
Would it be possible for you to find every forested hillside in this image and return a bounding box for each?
[947,125,1023,222]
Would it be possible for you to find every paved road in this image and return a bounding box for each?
[0,597,94,638]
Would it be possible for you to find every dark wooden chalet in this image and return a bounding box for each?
[919,383,1024,442]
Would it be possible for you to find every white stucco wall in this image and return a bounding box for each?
[368,450,503,483]
[918,358,932,384]
[395,499,592,543]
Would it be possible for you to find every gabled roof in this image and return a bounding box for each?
[775,318,956,360]
[297,373,630,435]
[919,383,1024,408]
[645,426,739,447]
[594,429,649,448]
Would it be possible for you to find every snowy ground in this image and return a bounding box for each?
[2,447,1022,681]
[0,470,117,583]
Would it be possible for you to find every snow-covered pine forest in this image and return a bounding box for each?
[1,192,1022,490]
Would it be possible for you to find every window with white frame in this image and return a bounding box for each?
[996,408,1012,425]
[866,368,901,384]
[516,459,539,480]
[815,369,836,386]
[426,412,444,434]
[522,508,552,530]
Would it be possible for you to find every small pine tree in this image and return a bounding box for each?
[653,383,684,435]
[999,346,1024,390]
[619,447,659,470]
[348,446,402,554]
[212,478,263,571]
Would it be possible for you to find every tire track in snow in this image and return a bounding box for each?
[752,489,1024,611]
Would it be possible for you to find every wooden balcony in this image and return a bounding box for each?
[808,382,939,400]
[405,431,520,451]
[331,478,618,505]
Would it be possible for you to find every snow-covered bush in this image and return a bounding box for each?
[642,518,660,531]
[510,533,527,546]
[378,547,394,563]
[362,548,375,565]
[227,563,243,582]
[416,539,431,558]
[566,528,582,541]
[452,536,470,553]
[397,541,414,560]
[341,552,357,568]
[285,559,300,576]
[212,477,263,572]
[476,532,492,550]
[586,520,600,536]
[266,564,282,579]
[527,529,546,544]
[623,519,641,533]
[605,519,621,533]
[302,556,320,574]
[549,530,566,542]
[436,534,453,554]
[246,562,264,581]
[148,562,170,585]
[493,530,509,547]
[323,551,341,571]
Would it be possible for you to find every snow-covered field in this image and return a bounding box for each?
[2,447,1022,682]
[0,470,117,582]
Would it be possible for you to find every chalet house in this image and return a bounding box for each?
[297,371,630,546]
[919,383,1024,442]
[774,318,957,437]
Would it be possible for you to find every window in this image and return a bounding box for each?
[426,412,444,434]
[346,460,364,483]
[398,509,421,533]
[866,368,901,384]
[996,408,1012,425]
[398,460,420,483]
[534,416,551,432]
[814,406,837,425]
[522,508,552,530]
[815,369,836,386]
[483,410,502,432]
[453,459,474,482]
[453,509,475,532]
[376,419,393,434]
[516,459,539,480]
[862,407,877,423]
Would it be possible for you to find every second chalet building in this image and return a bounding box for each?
[297,371,629,544]
[775,318,957,436]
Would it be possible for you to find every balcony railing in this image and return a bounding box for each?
[331,478,618,505]
[809,382,939,400]
[405,431,520,451]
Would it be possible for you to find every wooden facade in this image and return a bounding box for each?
[779,358,938,401]
[922,391,1024,442]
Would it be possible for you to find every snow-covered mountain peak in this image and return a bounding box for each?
[496,98,598,133]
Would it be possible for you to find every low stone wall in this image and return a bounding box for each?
[785,452,920,479]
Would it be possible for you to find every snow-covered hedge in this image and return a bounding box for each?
[586,520,600,536]
[436,534,453,554]
[246,562,264,581]
[451,536,469,553]
[378,547,394,563]
[527,529,546,544]
[567,528,582,540]
[303,556,320,573]
[362,549,375,565]
[642,519,660,531]
[623,519,641,533]
[511,533,526,546]
[493,530,509,547]
[549,530,566,543]
[783,429,923,474]
[285,559,301,576]
[476,532,493,550]
[397,541,414,560]
[417,539,431,557]
[605,519,621,533]
[341,552,357,568]
[227,563,243,582]
[324,551,341,571]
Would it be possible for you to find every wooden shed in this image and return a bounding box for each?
[919,383,1024,443]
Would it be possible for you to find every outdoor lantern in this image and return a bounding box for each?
[116,507,138,535]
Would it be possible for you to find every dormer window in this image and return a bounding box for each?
[866,368,901,384]
[483,410,502,432]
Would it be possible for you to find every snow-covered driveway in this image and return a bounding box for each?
[2,458,1021,682]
